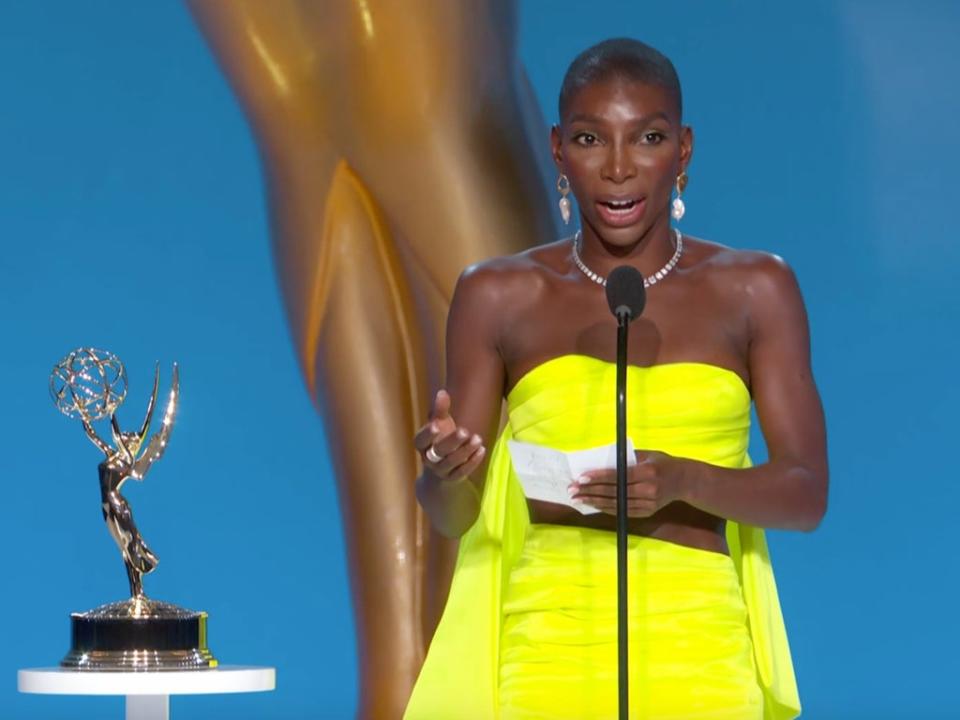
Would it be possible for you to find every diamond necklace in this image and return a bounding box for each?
[571,228,683,289]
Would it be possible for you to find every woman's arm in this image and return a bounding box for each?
[414,265,510,538]
[575,254,828,531]
[682,254,827,530]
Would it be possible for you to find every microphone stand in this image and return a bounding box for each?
[615,308,630,720]
[604,262,645,720]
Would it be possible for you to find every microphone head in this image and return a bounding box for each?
[605,265,646,321]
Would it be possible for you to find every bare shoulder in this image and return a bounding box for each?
[682,235,801,303]
[453,238,573,308]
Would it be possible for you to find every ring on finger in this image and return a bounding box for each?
[425,445,443,464]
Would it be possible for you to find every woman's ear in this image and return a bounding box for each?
[679,125,694,174]
[550,124,564,171]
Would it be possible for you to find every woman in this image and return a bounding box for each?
[407,38,827,719]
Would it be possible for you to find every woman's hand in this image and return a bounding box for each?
[413,389,487,482]
[568,450,692,517]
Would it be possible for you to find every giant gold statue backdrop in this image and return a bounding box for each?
[187,2,557,716]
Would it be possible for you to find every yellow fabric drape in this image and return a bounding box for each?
[404,356,800,720]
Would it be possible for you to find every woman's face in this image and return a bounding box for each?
[552,77,692,247]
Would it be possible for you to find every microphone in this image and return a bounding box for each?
[603,264,645,720]
[605,266,646,322]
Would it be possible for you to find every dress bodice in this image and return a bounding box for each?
[508,354,751,469]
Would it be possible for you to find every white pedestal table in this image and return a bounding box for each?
[18,665,275,720]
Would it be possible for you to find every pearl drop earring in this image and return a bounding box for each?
[557,173,572,225]
[671,172,688,221]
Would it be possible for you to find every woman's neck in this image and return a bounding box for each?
[576,214,678,280]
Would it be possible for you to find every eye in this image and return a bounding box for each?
[573,132,600,147]
[640,131,666,145]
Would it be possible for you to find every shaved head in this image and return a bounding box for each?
[559,38,682,123]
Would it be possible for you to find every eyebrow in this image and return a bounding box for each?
[567,111,672,126]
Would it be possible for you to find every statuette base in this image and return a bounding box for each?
[62,597,216,671]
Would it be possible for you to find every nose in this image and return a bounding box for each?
[600,140,636,183]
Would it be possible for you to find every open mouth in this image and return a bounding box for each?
[595,197,646,226]
[602,199,638,211]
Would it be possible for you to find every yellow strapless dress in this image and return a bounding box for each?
[404,356,800,720]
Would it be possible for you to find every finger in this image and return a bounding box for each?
[448,443,487,480]
[581,497,616,514]
[570,485,616,500]
[413,421,441,451]
[577,469,616,485]
[626,500,659,517]
[579,462,655,485]
[432,389,452,420]
[572,486,657,504]
[572,482,657,501]
[437,433,483,474]
[581,498,658,517]
[433,426,471,456]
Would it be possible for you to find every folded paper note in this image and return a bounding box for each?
[507,438,636,515]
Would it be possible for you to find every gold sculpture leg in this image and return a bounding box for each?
[314,162,438,713]
[187,2,555,715]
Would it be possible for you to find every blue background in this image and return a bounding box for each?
[2,2,958,718]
